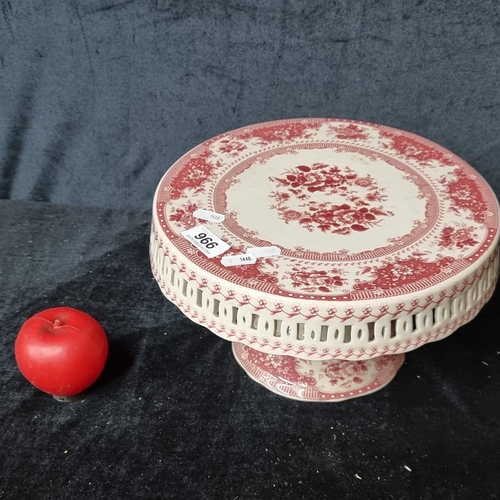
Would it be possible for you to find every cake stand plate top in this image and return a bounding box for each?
[152,118,499,360]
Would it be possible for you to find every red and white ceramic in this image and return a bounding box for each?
[151,118,499,402]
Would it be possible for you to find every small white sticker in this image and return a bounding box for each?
[247,246,282,258]
[182,225,230,257]
[193,209,225,223]
[221,254,257,267]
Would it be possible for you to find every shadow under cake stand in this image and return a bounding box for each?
[151,118,499,402]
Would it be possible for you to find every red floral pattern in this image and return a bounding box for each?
[286,266,344,293]
[329,123,369,140]
[155,118,498,303]
[440,168,488,223]
[229,343,408,400]
[321,360,369,388]
[439,225,479,249]
[270,163,393,234]
[380,129,455,166]
[355,255,455,291]
[169,149,220,200]
[236,121,322,143]
[246,348,317,386]
[217,139,247,155]
[168,203,198,228]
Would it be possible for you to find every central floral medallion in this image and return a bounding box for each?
[269,163,394,235]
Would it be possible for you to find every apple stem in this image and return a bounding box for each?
[53,319,62,328]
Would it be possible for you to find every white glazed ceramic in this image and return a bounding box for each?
[151,118,499,401]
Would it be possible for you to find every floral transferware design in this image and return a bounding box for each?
[155,118,498,301]
[217,138,248,156]
[169,149,221,200]
[168,203,199,228]
[233,343,406,401]
[439,225,479,250]
[440,168,488,223]
[328,123,370,141]
[235,120,323,144]
[321,360,370,388]
[355,254,455,291]
[380,128,456,166]
[269,163,394,234]
[286,266,345,293]
[152,119,499,402]
[244,346,317,387]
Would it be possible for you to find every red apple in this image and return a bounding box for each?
[15,307,108,397]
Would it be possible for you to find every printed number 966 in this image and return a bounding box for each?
[194,232,218,249]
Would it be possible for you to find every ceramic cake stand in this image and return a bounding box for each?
[151,118,499,402]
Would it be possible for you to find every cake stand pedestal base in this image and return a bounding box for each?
[232,343,405,402]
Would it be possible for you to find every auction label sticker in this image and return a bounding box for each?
[247,246,282,258]
[182,225,230,257]
[221,254,257,267]
[193,209,225,223]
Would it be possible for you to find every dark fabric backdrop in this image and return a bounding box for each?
[1,1,500,499]
[2,0,500,209]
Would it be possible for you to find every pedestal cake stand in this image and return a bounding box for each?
[150,118,499,402]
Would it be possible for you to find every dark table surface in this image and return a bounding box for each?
[1,199,500,500]
[1,1,500,498]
